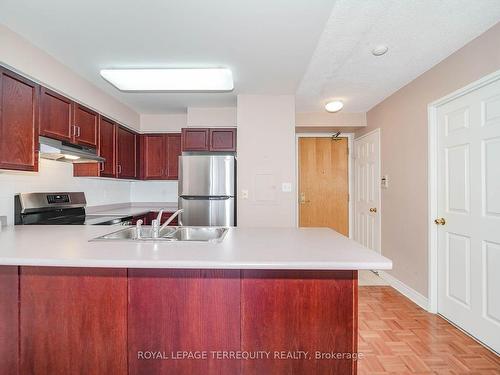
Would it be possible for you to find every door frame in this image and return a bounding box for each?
[295,133,354,238]
[353,128,382,254]
[427,69,500,314]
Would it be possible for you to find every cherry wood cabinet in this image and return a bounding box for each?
[181,127,236,152]
[128,269,241,375]
[99,116,117,177]
[19,267,128,375]
[117,126,137,179]
[40,88,98,148]
[73,102,98,147]
[0,68,39,172]
[166,133,181,179]
[73,115,118,178]
[181,128,209,151]
[209,128,236,151]
[140,133,181,180]
[0,266,19,375]
[39,87,73,142]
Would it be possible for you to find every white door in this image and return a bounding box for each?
[436,78,500,353]
[354,130,381,253]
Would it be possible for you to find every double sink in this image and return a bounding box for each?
[92,226,228,243]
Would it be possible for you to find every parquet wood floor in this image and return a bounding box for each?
[358,286,500,375]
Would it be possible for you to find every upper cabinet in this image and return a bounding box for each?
[209,128,236,151]
[39,88,72,142]
[73,115,117,178]
[40,88,98,148]
[73,103,98,147]
[140,134,181,180]
[181,127,236,152]
[116,127,137,179]
[0,68,40,172]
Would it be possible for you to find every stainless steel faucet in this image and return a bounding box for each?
[135,219,143,239]
[150,209,184,238]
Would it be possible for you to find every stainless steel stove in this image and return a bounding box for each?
[14,192,133,225]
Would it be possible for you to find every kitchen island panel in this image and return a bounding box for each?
[0,266,19,375]
[19,267,128,375]
[241,270,358,375]
[128,269,241,375]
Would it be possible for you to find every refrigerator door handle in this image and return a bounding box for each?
[180,196,232,200]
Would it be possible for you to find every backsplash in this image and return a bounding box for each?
[0,159,178,226]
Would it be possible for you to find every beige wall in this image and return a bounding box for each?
[237,95,296,227]
[140,113,187,133]
[0,25,139,129]
[357,22,500,297]
[187,107,237,127]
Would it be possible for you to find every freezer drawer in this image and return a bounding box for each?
[178,197,234,227]
[178,155,235,196]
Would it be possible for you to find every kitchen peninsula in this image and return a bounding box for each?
[0,225,391,375]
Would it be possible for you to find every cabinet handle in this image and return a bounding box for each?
[100,162,105,172]
[118,164,122,174]
[76,126,81,137]
[72,125,77,136]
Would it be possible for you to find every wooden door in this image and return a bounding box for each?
[39,87,73,142]
[436,78,500,353]
[298,137,349,235]
[117,127,137,179]
[0,68,39,172]
[181,128,209,151]
[209,128,236,151]
[353,130,381,252]
[141,134,166,179]
[166,134,181,179]
[99,116,116,177]
[73,103,98,147]
[20,267,127,375]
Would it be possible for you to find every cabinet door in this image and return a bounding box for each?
[73,103,98,147]
[166,134,181,179]
[40,87,73,142]
[99,117,116,177]
[209,128,236,151]
[0,68,39,172]
[20,267,127,375]
[181,128,209,151]
[0,266,19,375]
[117,127,137,179]
[141,134,166,179]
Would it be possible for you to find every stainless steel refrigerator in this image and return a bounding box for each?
[178,154,235,226]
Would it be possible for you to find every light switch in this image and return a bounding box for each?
[281,182,292,192]
[241,189,249,199]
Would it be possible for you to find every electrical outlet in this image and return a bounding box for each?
[281,182,292,192]
[381,175,389,189]
[241,189,249,199]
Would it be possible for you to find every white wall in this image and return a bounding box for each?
[130,181,178,203]
[187,107,237,127]
[0,25,139,130]
[140,114,187,133]
[0,159,131,225]
[237,95,296,227]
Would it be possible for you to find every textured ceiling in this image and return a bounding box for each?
[296,0,500,112]
[0,0,334,113]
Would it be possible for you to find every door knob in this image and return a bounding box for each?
[369,207,377,213]
[434,217,446,225]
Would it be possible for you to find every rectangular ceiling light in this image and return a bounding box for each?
[100,68,233,92]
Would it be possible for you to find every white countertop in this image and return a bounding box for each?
[0,225,392,270]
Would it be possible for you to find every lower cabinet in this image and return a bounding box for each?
[0,266,19,375]
[0,266,358,375]
[19,267,128,375]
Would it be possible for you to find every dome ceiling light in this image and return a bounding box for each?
[325,100,344,113]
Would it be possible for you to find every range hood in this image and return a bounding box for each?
[39,136,105,163]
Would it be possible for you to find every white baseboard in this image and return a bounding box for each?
[378,271,429,311]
